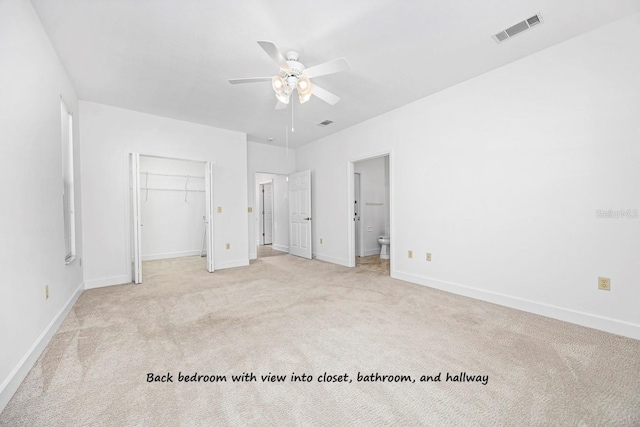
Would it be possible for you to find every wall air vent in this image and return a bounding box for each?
[493,13,543,43]
[318,120,334,127]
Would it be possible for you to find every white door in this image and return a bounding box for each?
[289,170,312,259]
[263,182,273,244]
[130,153,142,284]
[205,161,215,273]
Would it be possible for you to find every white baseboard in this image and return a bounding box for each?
[215,259,250,270]
[313,253,351,267]
[85,275,131,289]
[272,244,289,253]
[392,270,640,341]
[361,248,381,257]
[142,250,201,261]
[0,282,84,413]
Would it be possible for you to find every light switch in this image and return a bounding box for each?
[217,206,222,213]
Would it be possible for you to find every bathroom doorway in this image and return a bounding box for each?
[349,154,391,275]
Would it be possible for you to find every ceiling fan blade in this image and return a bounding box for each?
[228,77,273,85]
[305,58,349,78]
[275,101,288,110]
[311,84,340,105]
[257,41,289,70]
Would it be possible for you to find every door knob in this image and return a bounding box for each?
[304,217,311,220]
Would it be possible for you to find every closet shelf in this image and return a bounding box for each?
[140,171,205,202]
[141,172,204,179]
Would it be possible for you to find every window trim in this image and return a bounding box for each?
[61,97,76,264]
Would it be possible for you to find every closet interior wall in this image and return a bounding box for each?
[140,156,206,261]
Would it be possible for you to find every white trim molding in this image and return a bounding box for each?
[0,282,84,413]
[392,270,640,341]
[85,275,131,289]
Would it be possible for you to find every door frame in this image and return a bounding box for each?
[354,172,363,257]
[347,151,393,269]
[259,180,274,245]
[127,153,215,283]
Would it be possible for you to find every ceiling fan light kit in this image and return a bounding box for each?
[229,41,349,109]
[296,75,312,104]
[272,76,290,104]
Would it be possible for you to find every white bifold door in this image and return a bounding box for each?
[130,153,215,284]
[130,153,143,283]
[289,170,312,259]
[204,161,215,273]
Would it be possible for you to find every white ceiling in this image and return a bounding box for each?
[31,0,640,148]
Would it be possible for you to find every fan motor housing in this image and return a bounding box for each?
[281,59,305,88]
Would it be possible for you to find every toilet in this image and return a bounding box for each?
[377,235,390,259]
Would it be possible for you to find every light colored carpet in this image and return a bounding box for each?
[257,245,288,258]
[1,255,639,426]
[356,255,390,275]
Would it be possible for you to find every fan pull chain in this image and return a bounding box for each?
[285,124,289,156]
[291,98,294,132]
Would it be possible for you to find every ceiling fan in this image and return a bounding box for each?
[229,41,349,109]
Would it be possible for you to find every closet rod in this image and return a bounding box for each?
[141,187,205,192]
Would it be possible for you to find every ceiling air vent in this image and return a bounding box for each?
[318,120,334,127]
[493,13,543,43]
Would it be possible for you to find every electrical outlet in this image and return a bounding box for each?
[598,277,611,291]
[217,206,222,213]
[408,250,413,259]
[248,207,253,213]
[426,253,432,262]
[45,285,49,300]
[320,238,323,244]
[226,243,230,250]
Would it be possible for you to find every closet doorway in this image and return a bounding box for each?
[130,154,214,283]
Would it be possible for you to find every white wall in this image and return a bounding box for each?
[0,0,84,411]
[139,156,206,261]
[355,156,388,256]
[80,101,248,288]
[247,142,296,259]
[296,14,640,339]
